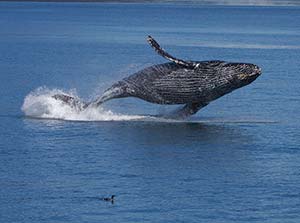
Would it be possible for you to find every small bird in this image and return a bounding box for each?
[101,195,115,204]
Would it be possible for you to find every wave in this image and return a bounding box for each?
[21,87,146,121]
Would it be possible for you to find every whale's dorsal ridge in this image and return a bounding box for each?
[147,35,196,68]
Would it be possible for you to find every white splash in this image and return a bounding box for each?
[21,87,145,121]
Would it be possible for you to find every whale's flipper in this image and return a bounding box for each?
[147,35,195,68]
[168,102,208,119]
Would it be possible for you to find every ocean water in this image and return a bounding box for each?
[1,2,300,222]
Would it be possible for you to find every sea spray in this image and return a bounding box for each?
[21,87,145,121]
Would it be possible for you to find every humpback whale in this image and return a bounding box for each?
[53,36,262,118]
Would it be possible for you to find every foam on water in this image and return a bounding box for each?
[21,87,146,121]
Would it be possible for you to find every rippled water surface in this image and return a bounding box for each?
[1,2,300,223]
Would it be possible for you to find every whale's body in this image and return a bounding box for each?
[53,36,262,118]
[100,61,258,104]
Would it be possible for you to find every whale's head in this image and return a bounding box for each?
[224,63,262,88]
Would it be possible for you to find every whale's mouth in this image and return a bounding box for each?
[257,67,262,75]
[237,64,262,82]
[251,66,262,77]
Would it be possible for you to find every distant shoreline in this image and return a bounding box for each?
[2,0,162,2]
[0,0,161,1]
[1,0,300,6]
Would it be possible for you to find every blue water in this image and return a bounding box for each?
[1,2,300,222]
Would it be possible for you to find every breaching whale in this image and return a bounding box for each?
[53,36,262,118]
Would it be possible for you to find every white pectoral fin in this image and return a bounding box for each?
[147,35,196,68]
[167,102,208,119]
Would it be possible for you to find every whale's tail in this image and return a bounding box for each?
[51,81,130,111]
[90,82,130,107]
[52,94,89,111]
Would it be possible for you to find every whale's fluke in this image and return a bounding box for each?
[52,94,88,110]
